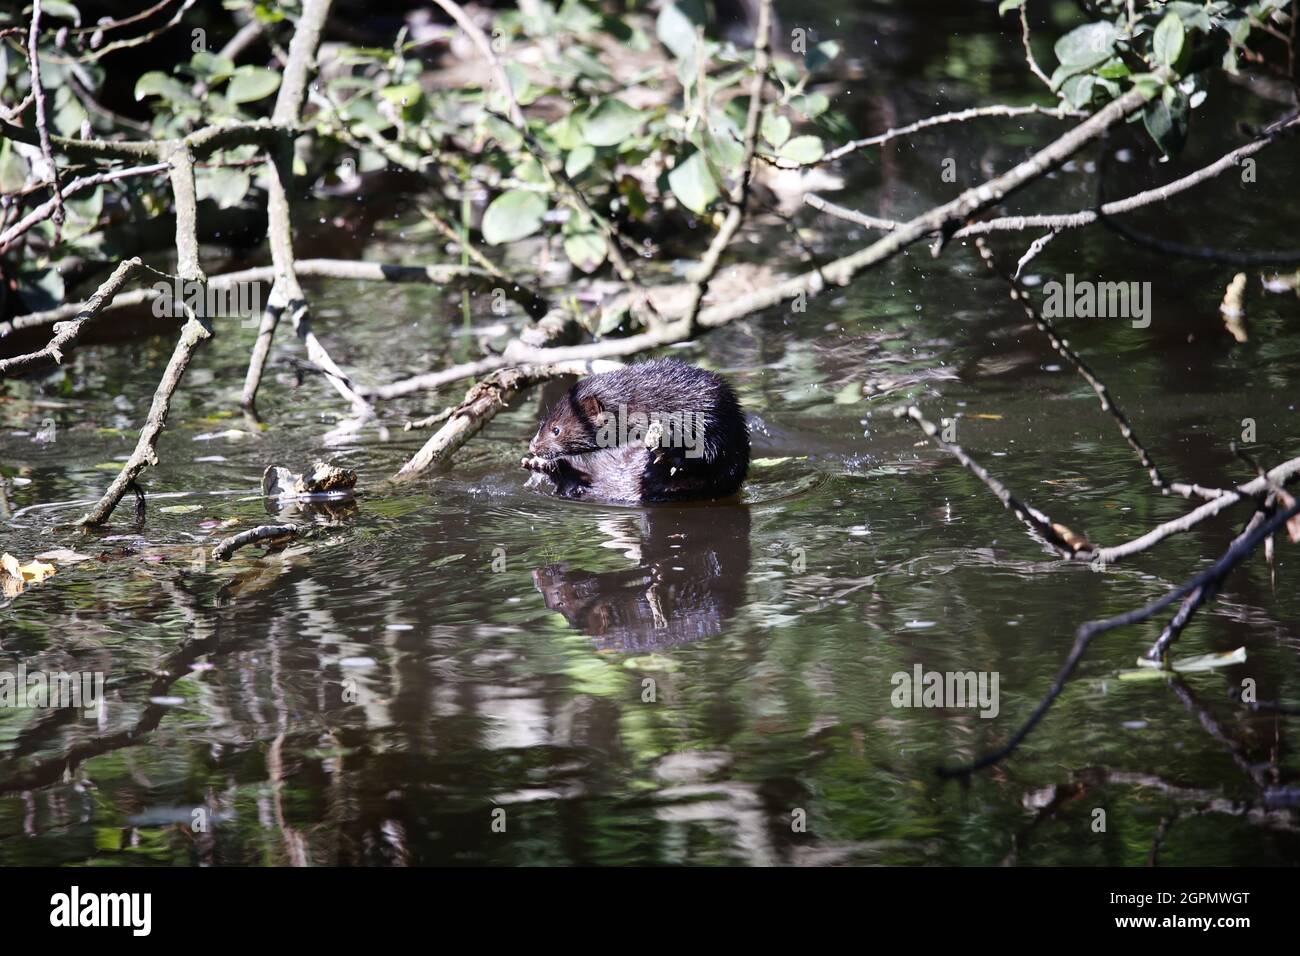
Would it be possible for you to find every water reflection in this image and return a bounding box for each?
[532,505,750,650]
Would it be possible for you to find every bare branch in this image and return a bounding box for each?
[390,360,624,483]
[0,257,142,378]
[27,0,64,243]
[211,523,301,562]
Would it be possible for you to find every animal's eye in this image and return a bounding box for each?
[552,426,561,437]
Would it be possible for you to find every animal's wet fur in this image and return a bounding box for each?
[524,359,750,503]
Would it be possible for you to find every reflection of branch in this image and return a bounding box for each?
[941,498,1300,777]
[974,237,1172,494]
[1147,509,1268,662]
[896,404,1082,556]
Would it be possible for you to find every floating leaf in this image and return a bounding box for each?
[1121,646,1247,679]
[159,505,203,515]
[35,549,92,564]
[833,382,862,404]
[482,189,547,245]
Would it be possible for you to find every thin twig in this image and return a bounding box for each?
[974,237,1170,493]
[0,161,170,253]
[940,497,1300,776]
[390,360,623,483]
[27,0,64,244]
[896,405,1082,556]
[1019,5,1053,89]
[0,257,142,377]
[679,0,772,334]
[1,259,491,338]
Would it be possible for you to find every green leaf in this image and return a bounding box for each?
[761,112,791,148]
[226,66,281,104]
[805,40,840,72]
[134,71,194,103]
[0,140,27,194]
[777,134,825,164]
[1142,85,1189,157]
[197,167,252,209]
[563,228,606,274]
[1052,21,1119,87]
[1120,646,1246,679]
[565,144,596,178]
[656,0,707,59]
[581,98,645,147]
[997,0,1027,13]
[40,1,81,24]
[789,91,830,119]
[481,189,547,245]
[1152,12,1185,66]
[667,150,719,215]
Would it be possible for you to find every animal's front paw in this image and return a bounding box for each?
[521,453,555,473]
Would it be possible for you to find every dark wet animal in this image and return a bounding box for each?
[522,359,749,503]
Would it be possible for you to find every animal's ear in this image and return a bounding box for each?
[579,393,604,421]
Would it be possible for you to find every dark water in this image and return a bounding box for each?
[2,1,1299,865]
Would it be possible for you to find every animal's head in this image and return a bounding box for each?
[529,387,606,458]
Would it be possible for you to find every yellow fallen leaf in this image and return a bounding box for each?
[17,560,55,583]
